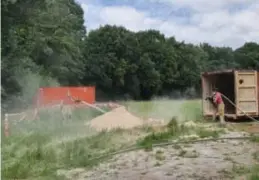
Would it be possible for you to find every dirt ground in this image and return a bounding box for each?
[228,122,259,133]
[57,106,259,180]
[58,131,259,180]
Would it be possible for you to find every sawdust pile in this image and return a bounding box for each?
[88,106,144,131]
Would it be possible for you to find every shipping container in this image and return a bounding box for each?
[34,86,96,107]
[201,70,259,119]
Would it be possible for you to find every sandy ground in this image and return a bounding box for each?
[58,131,259,180]
[88,106,144,131]
[87,106,165,131]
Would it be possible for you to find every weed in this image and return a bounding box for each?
[154,162,162,167]
[224,156,235,162]
[196,128,221,138]
[250,135,259,143]
[232,164,249,175]
[177,149,199,158]
[167,117,178,129]
[178,149,187,157]
[155,150,165,161]
[252,151,259,161]
[137,117,190,150]
[231,164,259,180]
[187,150,199,158]
[249,165,259,180]
[156,149,164,154]
[173,144,182,149]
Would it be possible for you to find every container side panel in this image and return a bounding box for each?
[202,76,206,116]
[258,71,259,113]
[37,86,96,107]
[235,71,258,115]
[202,76,214,115]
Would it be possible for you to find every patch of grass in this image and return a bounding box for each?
[177,148,199,158]
[154,161,162,167]
[250,135,259,143]
[173,144,182,149]
[178,149,187,157]
[155,150,165,161]
[2,106,128,180]
[250,174,259,180]
[124,99,202,122]
[3,99,203,179]
[231,164,259,180]
[232,164,250,175]
[252,151,259,161]
[2,129,129,179]
[136,117,190,150]
[196,128,223,138]
[249,165,259,180]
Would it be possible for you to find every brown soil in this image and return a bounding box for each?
[88,106,144,131]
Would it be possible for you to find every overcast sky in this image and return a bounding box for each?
[77,0,259,49]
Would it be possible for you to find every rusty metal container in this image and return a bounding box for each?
[201,69,259,119]
[33,86,96,107]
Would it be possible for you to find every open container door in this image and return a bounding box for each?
[202,75,213,116]
[235,70,258,116]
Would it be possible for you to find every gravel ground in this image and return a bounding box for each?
[58,132,259,180]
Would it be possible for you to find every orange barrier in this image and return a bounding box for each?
[34,86,95,107]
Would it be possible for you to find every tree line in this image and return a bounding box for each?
[2,0,259,111]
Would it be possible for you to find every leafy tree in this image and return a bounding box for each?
[234,42,259,69]
[2,0,259,109]
[1,0,86,111]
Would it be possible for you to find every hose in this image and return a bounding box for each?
[87,136,258,163]
[220,93,259,123]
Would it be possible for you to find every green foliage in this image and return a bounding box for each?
[2,130,122,179]
[1,0,85,112]
[136,117,190,150]
[250,135,259,143]
[2,0,259,109]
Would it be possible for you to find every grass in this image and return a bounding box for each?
[2,128,134,179]
[250,135,259,143]
[8,106,105,138]
[2,106,118,179]
[155,150,166,161]
[136,116,225,151]
[2,99,227,179]
[231,164,259,180]
[124,99,202,122]
[136,117,190,150]
[196,128,223,138]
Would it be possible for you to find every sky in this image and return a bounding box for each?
[77,0,259,49]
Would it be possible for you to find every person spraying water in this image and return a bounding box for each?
[206,88,226,125]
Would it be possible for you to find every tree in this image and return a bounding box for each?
[1,0,86,111]
[234,42,259,69]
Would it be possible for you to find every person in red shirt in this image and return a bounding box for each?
[212,88,225,125]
